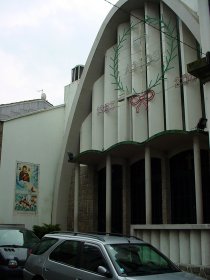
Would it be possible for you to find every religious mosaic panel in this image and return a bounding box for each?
[14,161,39,213]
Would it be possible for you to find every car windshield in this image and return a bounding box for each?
[0,229,39,248]
[106,243,180,276]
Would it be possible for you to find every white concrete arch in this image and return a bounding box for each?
[52,0,200,229]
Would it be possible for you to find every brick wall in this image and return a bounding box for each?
[67,165,97,232]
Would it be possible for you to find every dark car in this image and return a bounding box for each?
[0,225,39,279]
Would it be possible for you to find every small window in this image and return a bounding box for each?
[32,238,58,255]
[49,240,80,267]
[80,244,108,273]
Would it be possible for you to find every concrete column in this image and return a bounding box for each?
[88,166,97,232]
[74,163,80,232]
[190,230,202,265]
[198,0,210,54]
[160,230,170,258]
[122,160,130,235]
[198,0,210,146]
[193,135,203,224]
[161,156,171,224]
[201,230,210,265]
[169,231,180,263]
[145,146,152,224]
[106,155,112,233]
[90,166,98,232]
[179,231,190,264]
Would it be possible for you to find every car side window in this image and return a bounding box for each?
[49,240,80,267]
[32,238,58,255]
[80,243,108,273]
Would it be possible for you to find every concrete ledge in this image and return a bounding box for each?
[179,264,210,280]
[131,224,210,232]
[131,225,210,267]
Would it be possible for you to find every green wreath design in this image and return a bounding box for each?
[109,15,178,95]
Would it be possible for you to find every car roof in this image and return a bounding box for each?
[44,232,145,245]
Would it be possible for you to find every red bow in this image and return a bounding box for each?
[129,90,155,113]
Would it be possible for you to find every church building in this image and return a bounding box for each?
[0,0,210,275]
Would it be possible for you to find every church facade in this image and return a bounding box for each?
[53,0,210,273]
[0,0,210,275]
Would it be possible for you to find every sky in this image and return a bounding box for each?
[0,0,118,106]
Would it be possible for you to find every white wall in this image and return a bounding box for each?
[79,3,202,155]
[80,113,92,152]
[181,0,198,13]
[0,106,64,229]
[92,76,104,151]
[104,47,118,149]
[64,80,79,129]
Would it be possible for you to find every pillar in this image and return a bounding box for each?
[193,135,203,224]
[145,146,152,224]
[161,156,171,224]
[122,160,130,235]
[198,0,210,146]
[106,155,112,233]
[74,163,80,232]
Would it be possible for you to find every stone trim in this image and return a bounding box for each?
[178,264,210,280]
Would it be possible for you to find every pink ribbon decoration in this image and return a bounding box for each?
[174,73,197,88]
[97,100,117,114]
[129,90,155,113]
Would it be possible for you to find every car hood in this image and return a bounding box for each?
[0,247,28,262]
[125,271,204,280]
